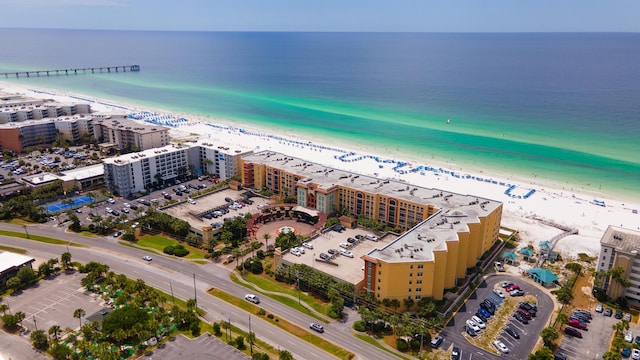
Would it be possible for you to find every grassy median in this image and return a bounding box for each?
[209,288,355,360]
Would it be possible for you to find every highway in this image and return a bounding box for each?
[0,222,400,360]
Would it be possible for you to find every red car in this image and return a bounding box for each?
[516,309,531,320]
[505,285,520,292]
[568,318,587,330]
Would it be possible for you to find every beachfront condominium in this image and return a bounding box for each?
[596,226,640,305]
[241,151,502,301]
[92,116,169,152]
[103,141,252,197]
[0,115,95,153]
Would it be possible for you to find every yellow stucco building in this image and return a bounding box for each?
[242,151,502,302]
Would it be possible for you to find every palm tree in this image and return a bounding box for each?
[0,304,9,315]
[263,233,271,250]
[73,308,85,329]
[61,252,72,270]
[48,325,61,342]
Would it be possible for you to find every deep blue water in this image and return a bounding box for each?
[1,29,639,199]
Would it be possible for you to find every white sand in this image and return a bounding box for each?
[3,81,639,259]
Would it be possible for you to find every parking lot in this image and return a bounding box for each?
[149,334,249,360]
[557,304,630,359]
[7,272,106,333]
[280,226,397,284]
[439,274,554,359]
[161,187,270,231]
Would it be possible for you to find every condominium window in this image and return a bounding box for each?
[415,295,421,300]
[416,288,421,292]
[416,280,422,284]
[417,272,423,277]
[417,264,424,269]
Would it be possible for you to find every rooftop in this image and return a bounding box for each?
[0,252,35,273]
[58,164,104,181]
[93,117,168,135]
[244,151,502,263]
[600,225,640,255]
[527,268,558,283]
[103,143,190,165]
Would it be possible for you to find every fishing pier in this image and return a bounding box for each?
[1,64,140,78]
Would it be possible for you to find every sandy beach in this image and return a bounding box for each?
[2,80,639,260]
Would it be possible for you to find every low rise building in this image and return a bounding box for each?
[92,117,169,152]
[0,252,35,288]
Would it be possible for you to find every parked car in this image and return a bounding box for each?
[554,353,568,360]
[319,253,329,260]
[514,313,529,324]
[339,242,350,249]
[516,309,532,320]
[187,198,196,204]
[505,327,520,339]
[113,231,123,238]
[309,323,324,333]
[327,248,338,255]
[466,319,481,332]
[451,347,461,360]
[347,237,357,244]
[107,198,115,204]
[339,249,354,258]
[622,347,631,358]
[465,324,477,337]
[616,309,624,319]
[505,285,520,292]
[475,312,488,322]
[290,249,301,256]
[493,289,505,298]
[635,335,640,346]
[631,348,640,360]
[471,316,486,329]
[122,207,129,213]
[366,234,378,241]
[501,281,514,288]
[480,303,495,315]
[595,303,604,313]
[564,327,583,338]
[604,308,613,317]
[626,331,634,343]
[430,335,444,348]
[492,340,509,354]
[478,308,491,319]
[510,289,525,297]
[624,313,632,322]
[568,318,587,330]
[302,242,313,249]
[244,294,260,304]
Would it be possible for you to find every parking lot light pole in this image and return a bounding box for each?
[33,315,37,331]
[296,270,301,305]
[193,273,198,311]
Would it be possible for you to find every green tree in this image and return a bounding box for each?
[30,329,49,350]
[263,233,271,250]
[540,326,559,346]
[73,308,86,329]
[528,346,554,360]
[6,276,22,292]
[279,349,294,360]
[403,297,415,311]
[60,252,72,270]
[48,325,62,342]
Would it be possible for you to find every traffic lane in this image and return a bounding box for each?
[4,239,336,360]
[440,274,554,360]
[0,331,48,360]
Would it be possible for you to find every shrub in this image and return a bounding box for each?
[257,308,266,316]
[175,244,185,250]
[267,313,274,319]
[213,322,221,336]
[353,320,366,332]
[256,250,265,260]
[163,246,175,255]
[409,339,421,350]
[396,338,409,352]
[235,335,246,349]
[173,247,189,257]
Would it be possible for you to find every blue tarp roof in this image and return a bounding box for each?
[502,251,517,260]
[527,268,558,283]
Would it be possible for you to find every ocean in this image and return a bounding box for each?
[1,29,639,200]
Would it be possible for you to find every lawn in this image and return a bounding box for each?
[354,333,411,360]
[209,288,355,360]
[0,230,83,246]
[238,272,328,315]
[0,245,27,254]
[134,235,207,260]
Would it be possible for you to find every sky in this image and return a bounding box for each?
[1,0,639,32]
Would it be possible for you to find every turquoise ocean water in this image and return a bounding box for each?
[0,30,638,201]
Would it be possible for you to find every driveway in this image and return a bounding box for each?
[557,305,625,359]
[149,334,248,360]
[439,274,554,359]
